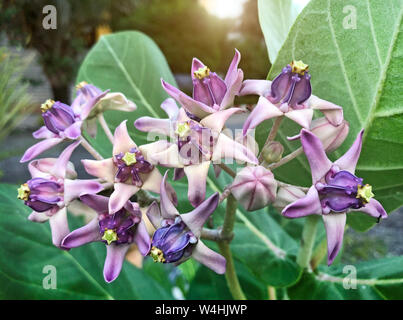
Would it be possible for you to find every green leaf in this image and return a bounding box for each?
[288,256,403,299]
[258,0,403,230]
[77,31,177,154]
[258,0,306,63]
[0,184,172,299]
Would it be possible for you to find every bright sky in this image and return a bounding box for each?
[200,0,311,19]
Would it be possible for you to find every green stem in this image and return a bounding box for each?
[258,116,283,162]
[79,136,103,160]
[98,113,114,144]
[218,194,246,300]
[310,238,327,271]
[297,215,320,269]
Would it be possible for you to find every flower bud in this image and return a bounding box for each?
[273,186,306,211]
[261,141,284,164]
[231,165,277,211]
[288,118,349,152]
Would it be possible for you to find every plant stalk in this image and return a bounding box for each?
[218,194,246,300]
[297,215,320,269]
[98,113,114,143]
[79,136,104,160]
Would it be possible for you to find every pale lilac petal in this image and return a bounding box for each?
[28,210,50,222]
[284,109,313,129]
[322,213,346,266]
[200,108,243,132]
[138,141,172,162]
[113,120,137,155]
[20,138,63,163]
[134,117,172,136]
[224,49,241,86]
[133,220,151,256]
[29,158,76,179]
[212,133,258,165]
[242,96,283,135]
[80,90,109,120]
[160,172,179,219]
[51,141,80,178]
[239,79,271,96]
[64,179,103,204]
[97,92,137,113]
[109,183,139,214]
[33,126,56,139]
[146,201,163,229]
[150,144,183,168]
[49,208,70,249]
[352,198,387,219]
[183,161,211,207]
[63,121,82,140]
[61,218,101,249]
[221,69,243,109]
[82,158,115,182]
[140,167,163,194]
[308,95,344,126]
[192,241,226,274]
[161,79,216,119]
[282,186,322,218]
[80,194,109,214]
[334,130,364,174]
[300,129,333,183]
[181,192,219,237]
[273,186,306,210]
[160,97,179,120]
[103,244,130,283]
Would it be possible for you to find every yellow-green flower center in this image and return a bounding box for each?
[102,229,118,245]
[356,184,374,204]
[290,60,309,75]
[17,183,30,201]
[150,246,165,263]
[194,66,210,80]
[40,99,55,113]
[75,81,88,90]
[122,152,137,166]
[175,122,191,138]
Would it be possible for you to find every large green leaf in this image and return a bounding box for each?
[0,184,172,299]
[258,0,403,230]
[77,31,177,155]
[288,257,403,299]
[258,0,306,63]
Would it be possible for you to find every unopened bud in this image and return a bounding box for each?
[288,117,349,152]
[273,186,306,211]
[261,141,284,164]
[231,166,277,211]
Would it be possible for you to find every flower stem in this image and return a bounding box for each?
[218,194,246,300]
[258,116,283,162]
[310,238,327,270]
[218,163,236,178]
[297,215,320,269]
[98,113,114,144]
[79,136,104,160]
[268,147,303,170]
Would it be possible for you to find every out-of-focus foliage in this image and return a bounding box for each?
[0,47,32,141]
[113,0,269,81]
[0,0,132,102]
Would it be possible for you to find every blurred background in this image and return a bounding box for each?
[0,0,400,267]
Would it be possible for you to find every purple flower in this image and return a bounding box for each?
[240,60,344,135]
[146,172,226,274]
[161,49,243,120]
[82,120,170,214]
[282,129,387,265]
[21,82,136,163]
[62,194,150,283]
[17,141,104,248]
[135,98,258,207]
